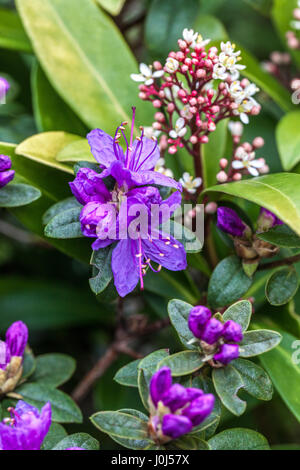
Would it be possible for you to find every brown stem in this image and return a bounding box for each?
[258,254,300,271]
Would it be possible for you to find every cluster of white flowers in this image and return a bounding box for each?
[169,118,187,139]
[213,42,246,81]
[131,63,164,86]
[179,172,202,194]
[232,146,264,177]
[227,80,260,124]
[155,158,174,178]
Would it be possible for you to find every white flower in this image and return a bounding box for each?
[220,41,241,57]
[291,20,300,30]
[213,63,228,80]
[227,81,245,102]
[165,57,180,74]
[243,83,259,98]
[179,172,202,194]
[180,105,193,120]
[194,34,211,49]
[143,127,161,139]
[182,28,198,45]
[228,121,244,137]
[218,52,246,80]
[155,158,174,178]
[232,153,264,176]
[130,63,164,86]
[169,118,187,139]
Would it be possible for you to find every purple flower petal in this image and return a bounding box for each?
[0,169,15,188]
[0,340,8,369]
[185,387,204,402]
[201,318,224,345]
[188,306,212,339]
[182,394,215,426]
[66,447,85,450]
[80,201,117,239]
[162,414,192,439]
[87,129,124,167]
[149,367,172,407]
[5,321,28,358]
[258,207,283,229]
[217,207,246,237]
[161,384,189,412]
[214,343,240,365]
[130,136,160,171]
[69,168,111,205]
[111,239,140,297]
[0,155,12,172]
[131,170,182,191]
[222,320,243,343]
[142,229,187,271]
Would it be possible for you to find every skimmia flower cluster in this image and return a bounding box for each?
[148,367,214,442]
[0,321,28,395]
[188,306,243,366]
[70,108,187,297]
[0,155,15,189]
[131,29,261,160]
[217,206,283,263]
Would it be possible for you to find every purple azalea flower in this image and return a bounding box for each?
[0,321,28,371]
[69,167,111,205]
[0,155,15,189]
[149,367,215,441]
[217,206,247,237]
[188,307,243,366]
[87,107,182,192]
[0,77,10,101]
[0,401,51,450]
[257,207,283,232]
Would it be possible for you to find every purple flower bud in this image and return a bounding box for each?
[188,306,212,339]
[214,343,240,365]
[69,168,111,205]
[185,387,204,402]
[150,367,172,407]
[0,155,12,172]
[162,384,188,412]
[201,318,224,345]
[162,414,193,439]
[80,201,117,239]
[0,170,15,188]
[257,207,283,231]
[217,207,246,237]
[182,394,215,426]
[5,321,28,358]
[222,320,243,343]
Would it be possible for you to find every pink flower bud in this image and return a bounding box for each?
[209,47,218,55]
[189,97,197,106]
[260,164,269,174]
[242,142,252,152]
[139,92,147,100]
[205,202,218,214]
[196,69,206,79]
[159,135,168,150]
[159,90,165,98]
[168,145,177,154]
[197,96,205,105]
[218,82,226,91]
[153,100,162,108]
[178,89,187,98]
[153,122,162,130]
[291,78,300,90]
[219,158,228,169]
[190,135,198,144]
[154,112,165,122]
[200,135,209,144]
[252,137,264,148]
[294,8,300,20]
[208,122,216,132]
[169,51,176,58]
[176,51,185,61]
[178,39,187,50]
[181,65,189,73]
[251,106,261,115]
[288,36,299,49]
[167,103,175,113]
[204,59,213,69]
[153,61,162,70]
[184,58,192,66]
[207,89,215,99]
[211,105,220,114]
[189,106,197,114]
[233,173,242,181]
[241,78,250,88]
[217,171,228,183]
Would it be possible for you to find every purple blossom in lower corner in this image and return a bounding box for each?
[216,206,247,237]
[0,155,15,189]
[148,367,215,443]
[188,307,243,366]
[0,321,28,395]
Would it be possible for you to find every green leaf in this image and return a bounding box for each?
[208,256,253,309]
[32,63,87,136]
[257,225,300,248]
[44,207,83,239]
[16,383,82,423]
[16,131,79,174]
[0,183,41,208]
[276,112,300,171]
[41,423,67,450]
[239,329,282,357]
[208,428,270,450]
[22,349,36,380]
[204,174,300,236]
[256,324,300,422]
[96,0,126,16]
[42,197,81,225]
[90,411,149,440]
[233,358,273,401]
[52,433,100,450]
[89,246,114,295]
[266,267,299,306]
[137,349,170,410]
[158,351,204,377]
[168,299,196,350]
[0,7,32,52]
[16,0,151,132]
[212,365,246,416]
[243,0,273,15]
[109,409,154,450]
[114,359,140,388]
[193,14,228,42]
[202,119,228,188]
[222,300,252,332]
[56,139,94,163]
[30,353,76,387]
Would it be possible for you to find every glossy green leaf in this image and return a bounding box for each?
[233,358,273,401]
[276,112,300,171]
[41,423,67,450]
[56,139,94,163]
[114,359,140,388]
[137,349,170,410]
[0,183,41,208]
[30,353,76,388]
[208,256,253,309]
[158,351,204,377]
[96,0,125,16]
[0,7,32,52]
[168,299,196,350]
[266,267,299,306]
[257,225,300,248]
[89,246,114,295]
[44,207,83,239]
[212,365,246,416]
[208,428,270,450]
[16,0,151,132]
[32,64,87,136]
[91,411,149,440]
[109,409,153,450]
[52,433,100,450]
[239,329,282,357]
[204,174,300,236]
[42,197,81,225]
[16,383,82,423]
[223,300,252,332]
[193,14,228,41]
[22,349,36,380]
[243,0,273,15]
